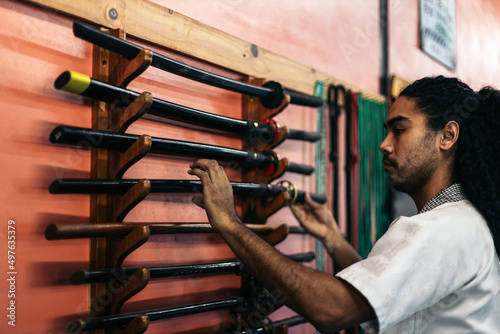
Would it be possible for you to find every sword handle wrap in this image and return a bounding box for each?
[285,88,325,108]
[287,129,322,142]
[286,162,315,175]
[295,191,327,204]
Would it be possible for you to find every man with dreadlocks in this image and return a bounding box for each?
[188,76,500,333]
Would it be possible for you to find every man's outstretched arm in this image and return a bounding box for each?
[188,159,375,333]
[291,193,363,271]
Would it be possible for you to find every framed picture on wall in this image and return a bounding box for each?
[419,0,457,70]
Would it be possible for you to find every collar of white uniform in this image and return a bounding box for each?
[419,183,467,214]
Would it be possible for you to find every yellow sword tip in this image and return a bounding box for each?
[55,71,91,94]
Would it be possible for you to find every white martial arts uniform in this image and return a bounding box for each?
[337,186,500,333]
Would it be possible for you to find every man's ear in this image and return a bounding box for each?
[439,121,460,151]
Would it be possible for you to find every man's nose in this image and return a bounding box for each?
[379,136,393,154]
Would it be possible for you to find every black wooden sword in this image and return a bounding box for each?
[50,125,315,176]
[66,297,246,332]
[54,71,321,147]
[70,252,315,284]
[73,21,325,108]
[48,179,327,205]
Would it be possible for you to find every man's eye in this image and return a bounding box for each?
[394,129,404,134]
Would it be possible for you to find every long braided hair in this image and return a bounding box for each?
[399,76,500,255]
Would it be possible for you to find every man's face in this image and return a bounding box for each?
[380,97,440,195]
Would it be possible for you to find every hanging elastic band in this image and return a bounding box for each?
[314,81,326,277]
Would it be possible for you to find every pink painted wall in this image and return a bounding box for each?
[0,2,91,333]
[1,1,500,333]
[390,0,500,89]
[160,0,381,93]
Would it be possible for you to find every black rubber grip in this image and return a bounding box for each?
[287,129,322,142]
[295,191,327,204]
[288,226,307,234]
[286,162,315,175]
[285,89,325,108]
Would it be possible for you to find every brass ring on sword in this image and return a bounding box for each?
[276,180,298,205]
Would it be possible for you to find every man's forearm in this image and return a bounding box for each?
[217,218,374,332]
[218,218,309,310]
[322,235,363,271]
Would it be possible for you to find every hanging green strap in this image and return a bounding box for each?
[376,101,391,238]
[357,96,371,258]
[314,81,326,273]
[357,96,390,258]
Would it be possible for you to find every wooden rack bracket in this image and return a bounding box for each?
[110,315,149,334]
[244,152,289,185]
[110,268,151,315]
[260,224,289,245]
[242,77,290,151]
[264,152,289,182]
[247,119,290,151]
[104,31,153,133]
[86,28,158,334]
[240,76,294,223]
[243,77,291,120]
[107,225,151,268]
[242,191,289,224]
[111,179,151,222]
[111,92,154,134]
[110,136,153,179]
[239,277,284,331]
[275,325,288,334]
[115,49,153,89]
[269,123,289,149]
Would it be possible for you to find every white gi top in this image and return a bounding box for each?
[336,196,500,333]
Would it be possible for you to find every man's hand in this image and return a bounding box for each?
[291,193,341,253]
[188,159,240,230]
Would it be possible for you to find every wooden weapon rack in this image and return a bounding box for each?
[84,27,297,334]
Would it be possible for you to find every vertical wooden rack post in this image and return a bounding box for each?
[241,77,292,224]
[89,28,154,334]
[238,77,294,331]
